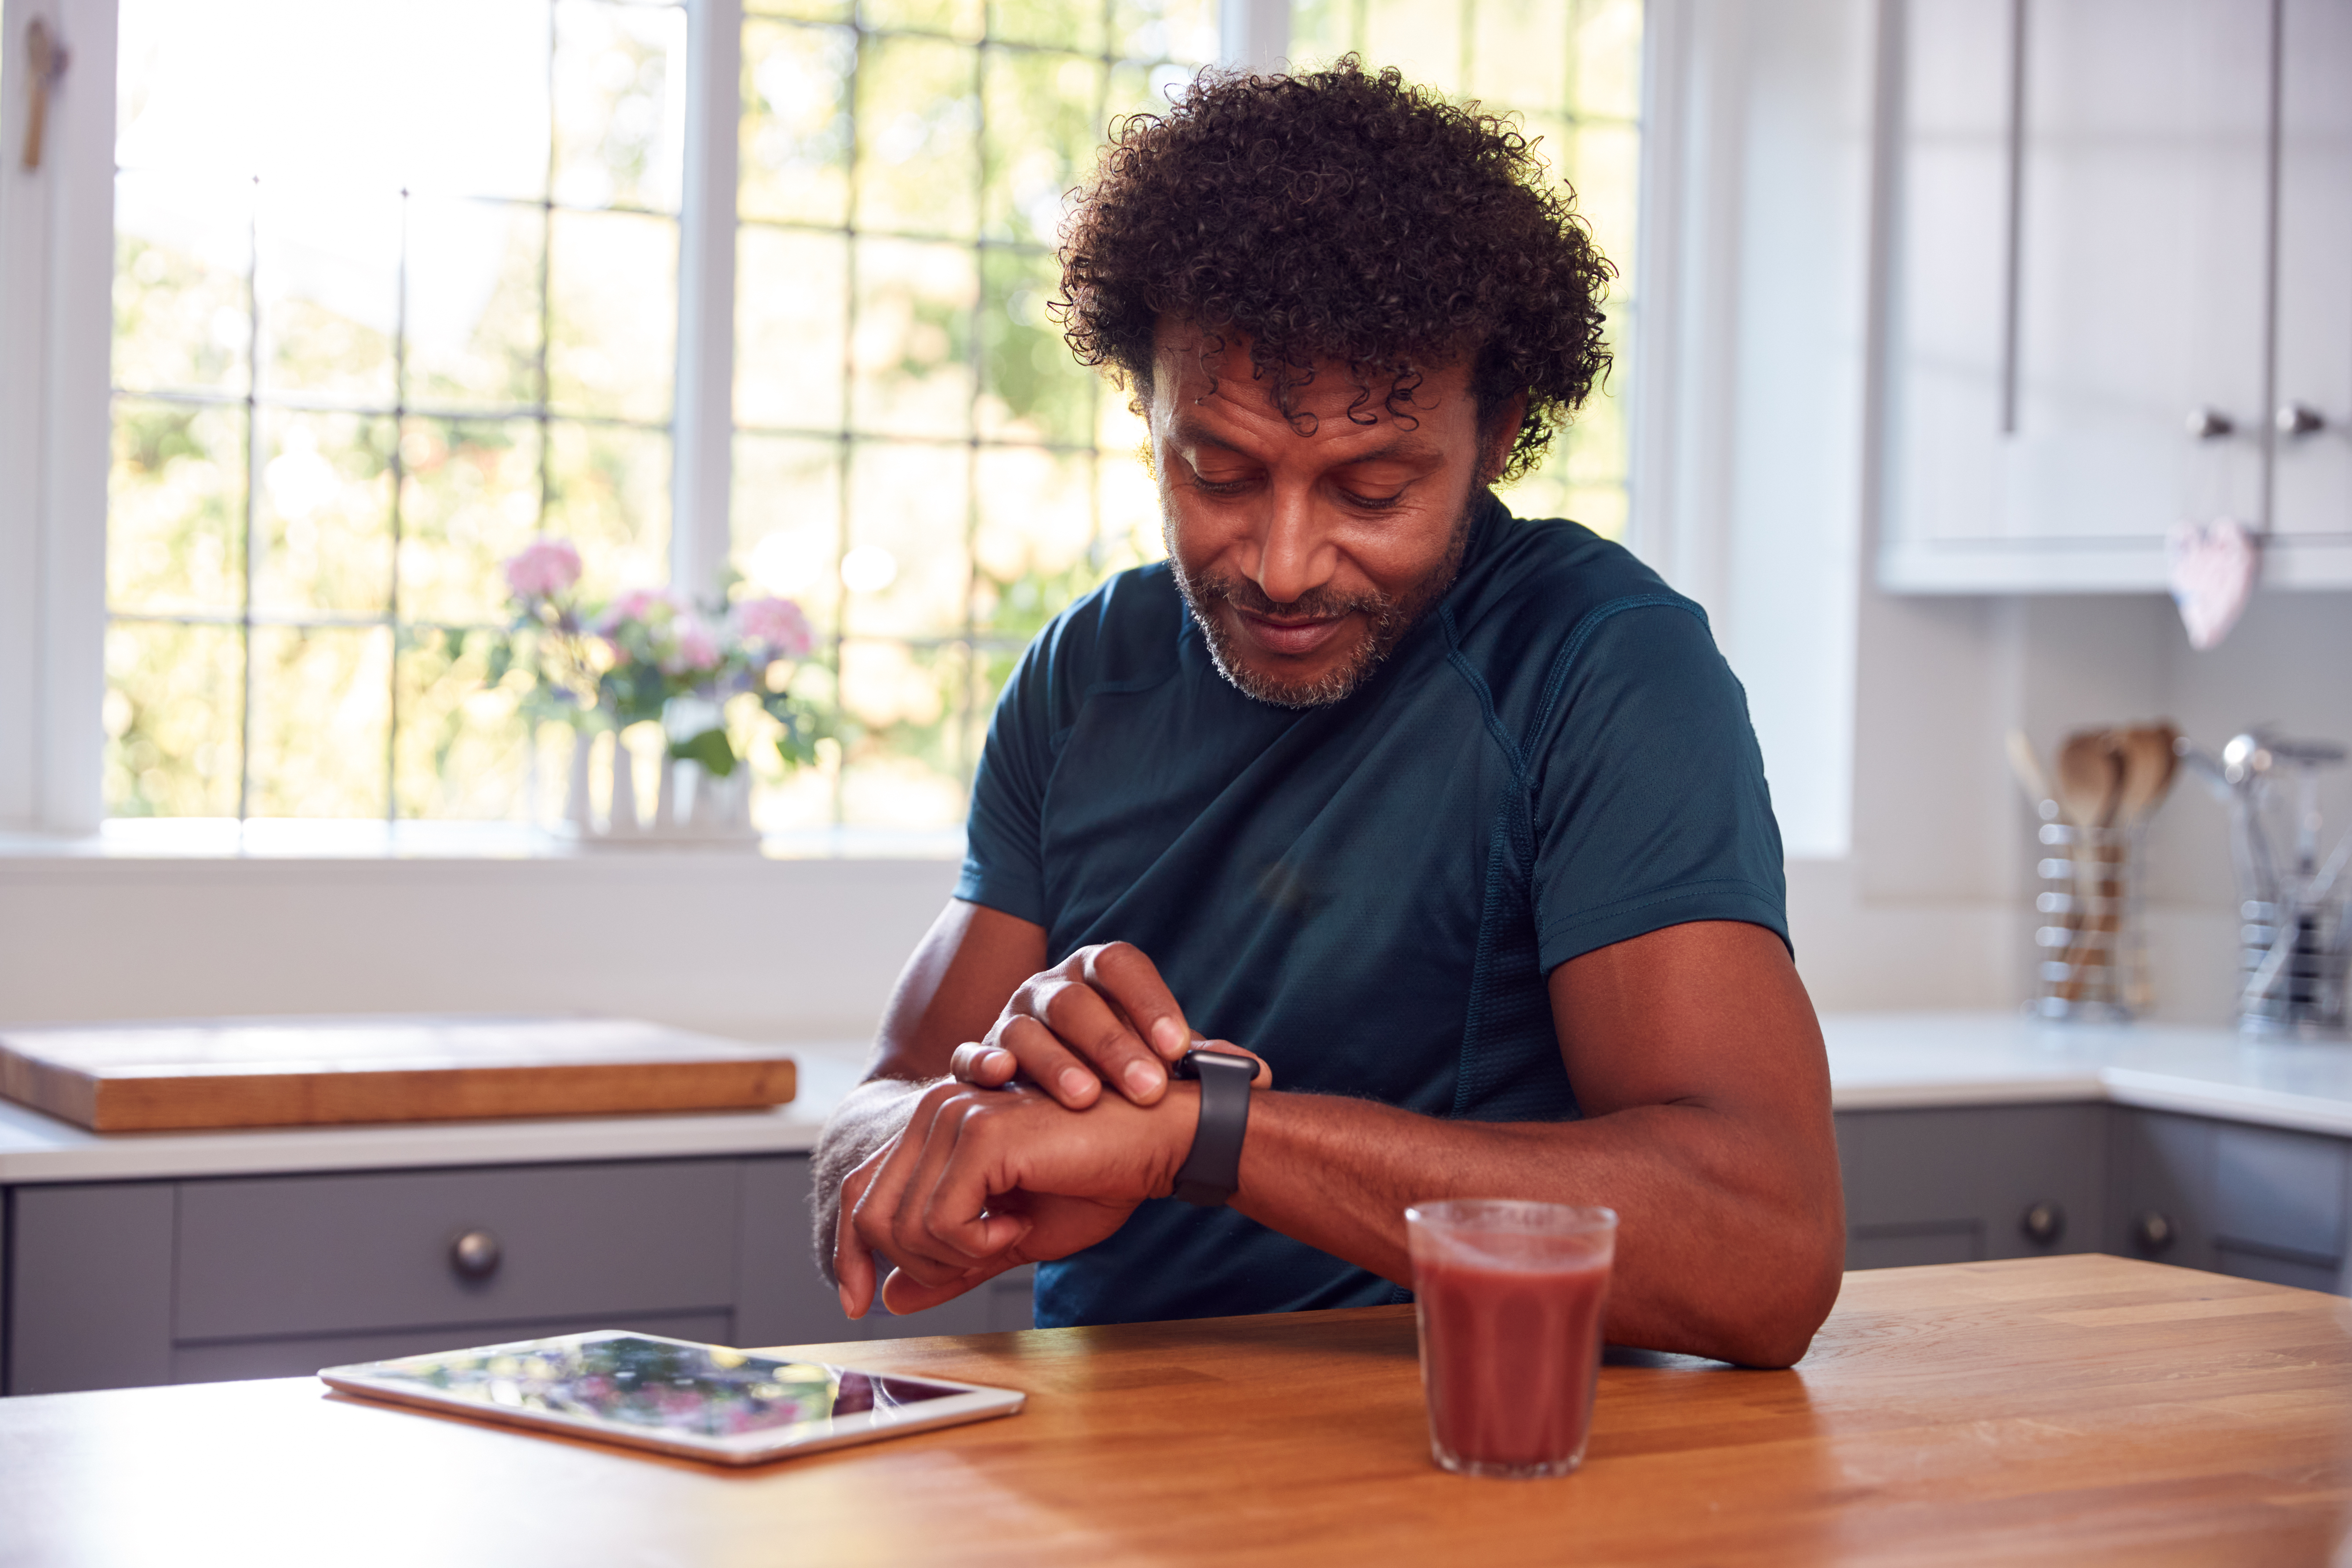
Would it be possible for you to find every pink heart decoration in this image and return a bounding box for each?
[2166,518,2259,651]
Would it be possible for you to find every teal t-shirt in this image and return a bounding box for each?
[956,495,1788,1326]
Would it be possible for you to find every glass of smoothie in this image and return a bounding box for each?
[1403,1199,1618,1478]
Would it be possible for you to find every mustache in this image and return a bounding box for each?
[1192,569,1394,622]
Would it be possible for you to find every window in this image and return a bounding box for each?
[72,0,1642,838]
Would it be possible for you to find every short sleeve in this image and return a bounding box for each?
[1530,600,1789,972]
[955,635,1057,927]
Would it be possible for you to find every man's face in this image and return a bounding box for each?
[1149,319,1520,708]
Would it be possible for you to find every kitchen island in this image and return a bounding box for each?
[0,1255,2342,1565]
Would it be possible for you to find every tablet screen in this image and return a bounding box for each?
[353,1334,971,1439]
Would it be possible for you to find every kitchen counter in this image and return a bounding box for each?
[2,1255,2342,1566]
[0,1041,870,1184]
[1824,1011,2352,1137]
[3,1012,2349,1183]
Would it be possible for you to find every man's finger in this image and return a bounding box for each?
[878,1251,1027,1318]
[948,1040,1018,1088]
[832,1148,889,1319]
[1034,973,1169,1104]
[989,1012,1107,1108]
[885,1090,1003,1276]
[1081,942,1194,1063]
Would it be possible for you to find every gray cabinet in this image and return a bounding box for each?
[1837,1103,2108,1269]
[1839,1102,2352,1295]
[3,1153,1036,1397]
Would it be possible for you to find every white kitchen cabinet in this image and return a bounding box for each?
[1880,0,2352,591]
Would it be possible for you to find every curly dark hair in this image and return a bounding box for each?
[1055,58,1613,483]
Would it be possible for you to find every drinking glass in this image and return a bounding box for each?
[1403,1200,1618,1479]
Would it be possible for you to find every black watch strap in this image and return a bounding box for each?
[1170,1048,1254,1207]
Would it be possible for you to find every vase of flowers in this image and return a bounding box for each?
[494,538,823,847]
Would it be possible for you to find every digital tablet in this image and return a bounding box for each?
[320,1330,1025,1466]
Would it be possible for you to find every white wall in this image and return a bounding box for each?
[0,854,960,1045]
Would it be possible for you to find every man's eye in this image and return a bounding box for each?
[1192,474,1251,495]
[1339,488,1407,510]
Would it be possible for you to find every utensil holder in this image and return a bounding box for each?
[2032,811,2146,1021]
[2238,892,2350,1037]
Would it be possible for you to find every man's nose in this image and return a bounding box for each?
[1244,485,1336,607]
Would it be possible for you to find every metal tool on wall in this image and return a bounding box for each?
[2178,730,2351,1038]
[2009,724,2180,1021]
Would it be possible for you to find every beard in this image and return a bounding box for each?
[1164,502,1475,709]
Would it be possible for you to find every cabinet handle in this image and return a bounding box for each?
[2185,408,2235,440]
[2019,1201,2065,1246]
[450,1229,502,1281]
[2277,403,2326,437]
[2132,1210,2176,1255]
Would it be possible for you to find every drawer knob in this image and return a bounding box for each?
[2019,1201,2065,1247]
[2133,1210,2176,1255]
[2185,407,2235,440]
[450,1229,502,1281]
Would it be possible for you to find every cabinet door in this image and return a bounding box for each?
[1836,1104,2108,1269]
[2271,0,2352,578]
[1883,0,2284,591]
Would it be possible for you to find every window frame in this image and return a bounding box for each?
[0,0,1678,847]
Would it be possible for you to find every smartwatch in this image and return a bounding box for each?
[1169,1048,1255,1207]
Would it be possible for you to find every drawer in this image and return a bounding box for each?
[175,1159,740,1342]
[2214,1124,2345,1263]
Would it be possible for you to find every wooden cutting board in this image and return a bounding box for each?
[0,1017,797,1132]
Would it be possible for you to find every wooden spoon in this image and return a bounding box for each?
[2052,731,2124,1004]
[2114,723,2181,825]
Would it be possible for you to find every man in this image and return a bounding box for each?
[813,61,1844,1368]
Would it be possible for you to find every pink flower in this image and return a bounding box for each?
[734,596,815,658]
[596,586,677,635]
[665,615,723,673]
[503,538,582,600]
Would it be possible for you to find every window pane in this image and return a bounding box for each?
[982,49,1104,248]
[839,638,970,830]
[257,185,400,405]
[851,238,978,439]
[246,624,394,818]
[738,227,849,431]
[114,0,551,201]
[405,199,546,411]
[1468,2,1568,110]
[113,172,252,397]
[1111,0,1216,64]
[979,247,1094,445]
[745,0,851,22]
[846,440,968,638]
[395,627,534,819]
[109,399,246,617]
[734,433,845,634]
[252,410,396,617]
[989,0,1106,58]
[1104,59,1194,123]
[860,0,984,43]
[398,419,547,624]
[545,419,672,600]
[1567,119,1641,287]
[854,34,981,239]
[1094,393,1161,571]
[974,445,1095,638]
[740,20,855,227]
[548,207,678,422]
[553,0,688,213]
[1573,0,1644,121]
[1362,0,1465,93]
[104,621,244,817]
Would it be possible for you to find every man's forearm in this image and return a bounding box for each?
[809,1075,938,1286]
[1230,1091,1843,1368]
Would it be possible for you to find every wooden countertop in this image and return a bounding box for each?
[3,1255,2345,1565]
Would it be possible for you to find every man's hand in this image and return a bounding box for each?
[945,940,1271,1109]
[832,1079,1201,1319]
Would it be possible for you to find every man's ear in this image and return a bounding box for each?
[1479,391,1529,486]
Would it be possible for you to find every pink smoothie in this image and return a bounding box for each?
[1414,1249,1611,1473]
